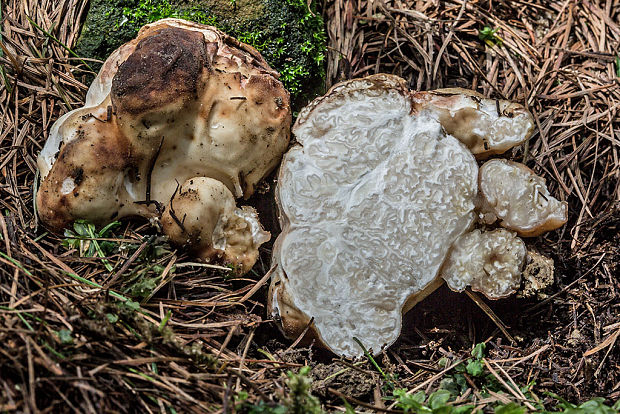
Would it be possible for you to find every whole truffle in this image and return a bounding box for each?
[37,19,291,272]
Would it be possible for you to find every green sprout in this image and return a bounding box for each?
[62,220,121,271]
[479,26,503,47]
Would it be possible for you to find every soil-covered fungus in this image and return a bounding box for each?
[270,74,567,357]
[36,19,291,272]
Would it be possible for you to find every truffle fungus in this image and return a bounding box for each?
[411,88,535,158]
[37,19,291,272]
[161,178,270,274]
[479,159,568,236]
[270,74,566,356]
[441,229,526,299]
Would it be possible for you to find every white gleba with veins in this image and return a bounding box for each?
[442,229,526,299]
[479,159,568,236]
[270,74,567,357]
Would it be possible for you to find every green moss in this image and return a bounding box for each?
[75,0,326,108]
[75,0,141,65]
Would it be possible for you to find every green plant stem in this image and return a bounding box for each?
[352,337,392,386]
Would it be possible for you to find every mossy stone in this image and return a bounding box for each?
[75,0,326,109]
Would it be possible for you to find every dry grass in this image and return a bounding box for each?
[0,0,618,412]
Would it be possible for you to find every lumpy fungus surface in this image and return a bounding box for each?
[37,19,291,274]
[269,74,567,356]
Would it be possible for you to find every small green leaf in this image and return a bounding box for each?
[57,328,73,344]
[478,26,503,46]
[615,56,620,78]
[428,390,452,409]
[235,390,248,402]
[106,313,119,324]
[439,377,460,395]
[393,388,427,411]
[472,343,486,359]
[454,373,469,392]
[494,402,526,414]
[453,405,475,414]
[62,229,80,249]
[412,391,427,404]
[73,220,94,237]
[465,359,484,377]
[576,397,618,413]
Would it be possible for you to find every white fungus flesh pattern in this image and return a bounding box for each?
[479,159,567,236]
[412,92,534,157]
[441,229,526,299]
[275,80,478,356]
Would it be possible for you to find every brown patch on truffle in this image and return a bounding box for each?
[71,167,84,186]
[36,123,134,231]
[111,27,208,114]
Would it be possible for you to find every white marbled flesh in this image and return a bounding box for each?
[274,81,479,356]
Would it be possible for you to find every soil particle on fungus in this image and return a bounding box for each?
[518,251,555,299]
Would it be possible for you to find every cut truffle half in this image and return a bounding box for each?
[272,75,483,356]
[441,229,526,299]
[270,74,552,357]
[479,159,568,237]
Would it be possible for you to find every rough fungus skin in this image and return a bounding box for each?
[36,18,291,273]
[111,27,207,115]
[270,74,567,357]
[161,178,270,275]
